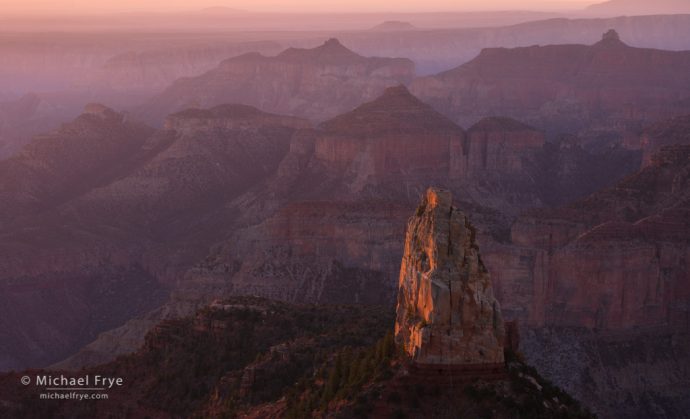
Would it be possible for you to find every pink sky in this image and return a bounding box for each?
[0,0,595,14]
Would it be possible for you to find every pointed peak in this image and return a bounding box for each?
[421,187,453,212]
[322,38,344,49]
[319,85,461,135]
[339,84,430,116]
[314,38,358,56]
[277,38,360,63]
[603,29,620,41]
[595,29,628,48]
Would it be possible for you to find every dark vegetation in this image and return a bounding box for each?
[0,297,393,419]
[282,344,596,419]
[0,297,594,418]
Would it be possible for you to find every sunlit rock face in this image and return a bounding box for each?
[395,188,505,365]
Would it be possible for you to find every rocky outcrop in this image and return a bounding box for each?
[144,38,415,123]
[395,188,505,365]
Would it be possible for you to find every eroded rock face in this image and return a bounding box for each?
[395,188,505,364]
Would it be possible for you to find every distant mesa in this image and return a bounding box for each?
[409,29,690,131]
[370,21,418,31]
[586,0,690,14]
[195,6,247,14]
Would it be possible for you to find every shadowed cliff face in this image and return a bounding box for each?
[639,114,690,166]
[503,144,690,331]
[143,38,415,124]
[395,188,505,365]
[0,104,155,223]
[469,142,690,419]
[410,31,690,134]
[0,104,309,371]
[522,327,690,419]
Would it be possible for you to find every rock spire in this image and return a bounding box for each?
[395,188,505,364]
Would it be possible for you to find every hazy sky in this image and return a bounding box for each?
[0,0,596,14]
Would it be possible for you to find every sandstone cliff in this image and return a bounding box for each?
[483,144,690,417]
[500,143,690,329]
[395,188,505,365]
